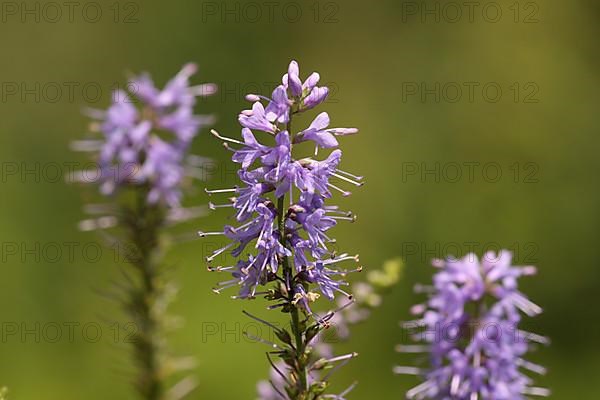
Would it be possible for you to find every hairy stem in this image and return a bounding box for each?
[124,187,166,400]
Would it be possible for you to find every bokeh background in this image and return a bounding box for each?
[1,0,599,398]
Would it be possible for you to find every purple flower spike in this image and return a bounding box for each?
[73,64,216,400]
[396,251,549,400]
[75,64,215,207]
[207,96,361,298]
[203,60,362,399]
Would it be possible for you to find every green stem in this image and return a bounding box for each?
[126,187,165,400]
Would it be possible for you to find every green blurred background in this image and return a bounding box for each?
[1,0,599,398]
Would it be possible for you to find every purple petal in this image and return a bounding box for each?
[303,86,329,110]
[287,60,303,97]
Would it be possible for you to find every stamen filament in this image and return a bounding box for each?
[210,129,244,145]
